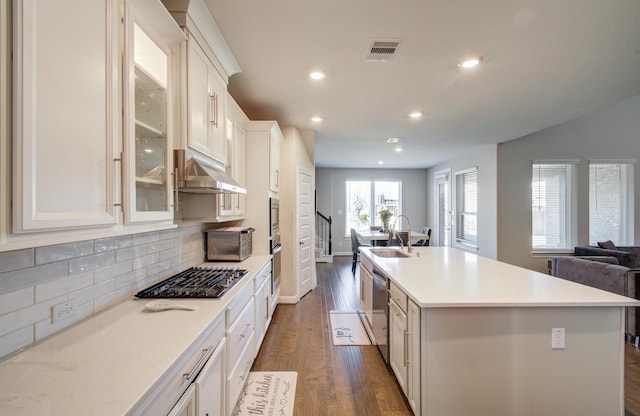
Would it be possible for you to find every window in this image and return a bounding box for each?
[589,161,635,245]
[346,180,401,235]
[531,162,578,251]
[455,168,477,248]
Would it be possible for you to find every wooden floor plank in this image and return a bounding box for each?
[253,256,640,415]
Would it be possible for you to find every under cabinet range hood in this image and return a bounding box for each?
[174,150,246,194]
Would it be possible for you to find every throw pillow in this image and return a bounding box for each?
[597,240,617,250]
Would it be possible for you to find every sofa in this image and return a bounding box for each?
[551,256,637,339]
[574,244,640,269]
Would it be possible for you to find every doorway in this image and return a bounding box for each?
[298,169,315,297]
[434,170,451,247]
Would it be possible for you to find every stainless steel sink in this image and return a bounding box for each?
[368,248,411,258]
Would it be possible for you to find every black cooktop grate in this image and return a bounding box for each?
[135,266,248,298]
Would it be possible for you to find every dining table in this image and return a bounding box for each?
[357,228,430,246]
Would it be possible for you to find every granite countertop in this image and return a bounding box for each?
[0,255,272,415]
[360,247,640,308]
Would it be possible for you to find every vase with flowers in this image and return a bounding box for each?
[378,209,393,232]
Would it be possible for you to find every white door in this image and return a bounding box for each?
[298,169,314,297]
[435,170,451,247]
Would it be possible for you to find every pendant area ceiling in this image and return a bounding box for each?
[204,0,640,168]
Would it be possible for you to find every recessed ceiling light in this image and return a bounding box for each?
[378,160,384,165]
[409,112,422,119]
[394,147,403,152]
[311,116,323,122]
[458,57,482,69]
[309,71,326,80]
[386,137,402,143]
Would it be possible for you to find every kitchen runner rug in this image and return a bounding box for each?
[232,371,297,416]
[329,310,372,345]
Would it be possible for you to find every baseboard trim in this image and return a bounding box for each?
[277,295,300,304]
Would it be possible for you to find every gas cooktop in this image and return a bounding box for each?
[135,266,248,299]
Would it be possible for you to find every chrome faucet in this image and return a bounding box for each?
[391,214,412,254]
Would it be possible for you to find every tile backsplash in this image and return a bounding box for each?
[0,223,207,359]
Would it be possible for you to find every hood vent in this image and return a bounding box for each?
[366,40,400,62]
[174,150,246,194]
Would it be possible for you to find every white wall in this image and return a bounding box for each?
[426,144,498,259]
[497,95,640,272]
[315,168,429,255]
[280,126,315,300]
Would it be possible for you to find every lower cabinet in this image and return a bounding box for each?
[226,282,256,416]
[168,384,197,416]
[254,263,273,354]
[359,257,374,326]
[389,296,408,393]
[388,281,421,415]
[195,338,226,416]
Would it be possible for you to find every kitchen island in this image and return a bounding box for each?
[0,255,272,415]
[360,246,639,416]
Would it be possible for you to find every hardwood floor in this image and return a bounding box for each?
[253,256,640,415]
[252,256,411,415]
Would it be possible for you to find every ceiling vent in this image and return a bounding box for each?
[366,40,400,62]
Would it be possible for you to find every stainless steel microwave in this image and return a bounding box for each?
[269,198,279,237]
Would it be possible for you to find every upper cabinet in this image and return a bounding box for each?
[124,0,185,223]
[12,0,121,232]
[161,0,242,171]
[269,130,281,194]
[187,38,226,166]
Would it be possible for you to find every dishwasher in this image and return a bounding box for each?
[371,267,389,363]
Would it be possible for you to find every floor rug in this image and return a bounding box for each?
[231,371,297,416]
[329,310,372,345]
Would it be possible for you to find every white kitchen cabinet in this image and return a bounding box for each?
[123,0,184,223]
[269,129,281,193]
[168,384,197,416]
[359,261,373,326]
[214,95,247,221]
[12,0,120,232]
[187,37,227,166]
[254,262,273,354]
[195,338,226,416]
[225,283,255,414]
[245,121,284,255]
[389,295,408,394]
[229,95,247,218]
[388,280,421,414]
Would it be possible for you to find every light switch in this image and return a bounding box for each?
[551,327,565,349]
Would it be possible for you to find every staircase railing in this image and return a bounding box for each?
[316,211,332,256]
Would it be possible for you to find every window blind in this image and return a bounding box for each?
[455,168,478,247]
[531,163,577,251]
[589,162,635,245]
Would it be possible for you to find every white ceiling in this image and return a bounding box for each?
[204,0,640,169]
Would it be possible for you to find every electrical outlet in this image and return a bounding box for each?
[52,299,76,324]
[551,327,565,349]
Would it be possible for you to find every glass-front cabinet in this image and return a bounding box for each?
[124,2,184,223]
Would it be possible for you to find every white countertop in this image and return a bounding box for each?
[0,255,272,416]
[361,247,640,308]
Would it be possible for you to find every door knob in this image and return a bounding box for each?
[299,241,304,245]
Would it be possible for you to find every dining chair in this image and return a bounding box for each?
[351,228,372,274]
[414,227,431,246]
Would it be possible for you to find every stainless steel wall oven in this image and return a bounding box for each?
[269,198,281,294]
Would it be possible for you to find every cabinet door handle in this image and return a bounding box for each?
[240,322,252,338]
[209,93,218,127]
[183,345,214,381]
[173,167,179,213]
[404,330,410,367]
